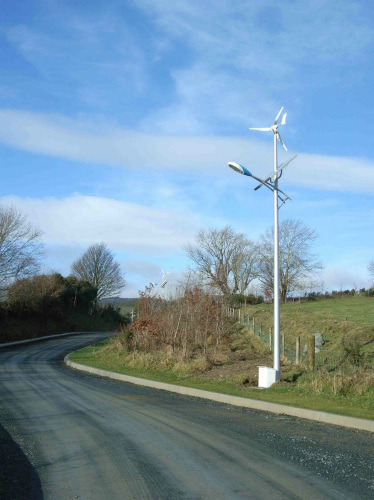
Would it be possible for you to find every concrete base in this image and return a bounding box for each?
[258,367,277,388]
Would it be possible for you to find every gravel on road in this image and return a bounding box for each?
[0,332,373,499]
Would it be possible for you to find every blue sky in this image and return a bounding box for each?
[0,0,373,296]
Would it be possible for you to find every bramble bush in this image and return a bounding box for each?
[127,285,234,358]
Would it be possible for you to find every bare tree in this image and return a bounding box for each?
[0,205,44,297]
[71,243,125,299]
[368,260,374,285]
[185,226,259,295]
[258,219,323,302]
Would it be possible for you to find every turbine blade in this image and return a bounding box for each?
[249,127,272,131]
[281,112,287,125]
[274,107,284,125]
[277,133,288,151]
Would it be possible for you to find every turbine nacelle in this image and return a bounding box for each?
[250,107,288,151]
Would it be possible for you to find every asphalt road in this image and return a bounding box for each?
[0,332,373,500]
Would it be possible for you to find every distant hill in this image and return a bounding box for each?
[98,297,139,315]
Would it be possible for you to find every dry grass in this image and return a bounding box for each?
[90,323,271,382]
[87,298,374,410]
[70,337,374,418]
[298,366,374,397]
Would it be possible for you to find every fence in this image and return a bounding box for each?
[234,307,374,372]
[314,351,374,372]
[236,309,297,360]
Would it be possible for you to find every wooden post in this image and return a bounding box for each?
[308,336,315,371]
[216,304,220,347]
[238,309,241,322]
[269,327,272,350]
[282,331,286,359]
[296,337,300,364]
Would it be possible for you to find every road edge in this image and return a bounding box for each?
[0,331,114,349]
[64,354,374,433]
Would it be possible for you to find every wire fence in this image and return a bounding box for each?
[235,308,374,372]
[314,351,374,372]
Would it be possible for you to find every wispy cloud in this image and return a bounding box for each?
[134,0,374,133]
[321,266,370,291]
[2,6,147,110]
[0,109,373,192]
[3,1,372,136]
[0,194,200,254]
[138,0,373,65]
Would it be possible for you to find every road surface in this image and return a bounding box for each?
[0,332,373,499]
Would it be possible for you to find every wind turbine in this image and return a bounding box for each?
[250,107,288,151]
[151,269,171,289]
[159,268,170,289]
[228,107,296,386]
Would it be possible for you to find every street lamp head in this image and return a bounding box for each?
[228,162,252,177]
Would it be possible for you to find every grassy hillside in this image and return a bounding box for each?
[244,296,374,355]
[98,297,138,315]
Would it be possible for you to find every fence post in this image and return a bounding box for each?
[282,331,286,359]
[308,336,315,371]
[269,327,272,350]
[238,308,241,322]
[296,337,300,364]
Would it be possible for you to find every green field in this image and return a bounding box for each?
[98,297,138,316]
[244,296,374,354]
[282,296,373,324]
[119,305,134,315]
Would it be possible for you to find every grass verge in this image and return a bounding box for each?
[69,340,374,420]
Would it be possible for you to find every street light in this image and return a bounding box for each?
[228,108,297,387]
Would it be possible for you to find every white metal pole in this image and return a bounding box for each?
[273,134,280,380]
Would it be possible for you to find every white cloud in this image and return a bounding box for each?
[122,259,160,279]
[320,266,370,291]
[0,109,373,192]
[0,194,200,254]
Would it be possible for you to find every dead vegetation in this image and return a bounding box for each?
[94,289,373,400]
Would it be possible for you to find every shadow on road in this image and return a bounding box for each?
[0,422,43,499]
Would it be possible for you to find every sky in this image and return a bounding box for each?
[0,0,373,297]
